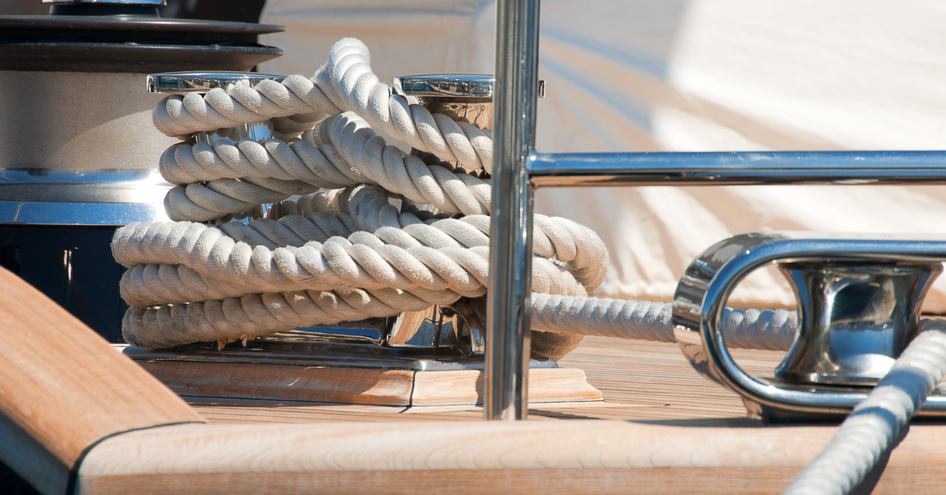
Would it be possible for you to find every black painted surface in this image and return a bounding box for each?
[0,226,126,342]
[0,0,278,73]
[0,15,281,72]
[161,0,266,23]
[0,463,38,495]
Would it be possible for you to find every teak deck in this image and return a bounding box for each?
[139,338,946,494]
[186,338,772,424]
[4,265,946,494]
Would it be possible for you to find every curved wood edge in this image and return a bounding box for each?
[78,420,946,494]
[0,268,203,494]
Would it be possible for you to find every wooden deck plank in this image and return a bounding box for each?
[189,337,772,423]
[411,368,603,406]
[78,420,946,494]
[140,361,417,406]
[85,335,946,492]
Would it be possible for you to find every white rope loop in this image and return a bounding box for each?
[317,38,491,173]
[113,216,592,304]
[118,37,606,356]
[152,74,337,137]
[152,39,491,173]
[157,112,497,222]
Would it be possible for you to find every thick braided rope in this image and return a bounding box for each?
[116,36,808,362]
[152,74,336,137]
[121,256,585,350]
[180,184,605,287]
[115,214,589,349]
[530,294,797,351]
[160,112,492,221]
[316,38,491,172]
[306,186,608,289]
[784,319,946,495]
[117,38,604,353]
[116,182,606,308]
[113,219,587,307]
[152,38,490,173]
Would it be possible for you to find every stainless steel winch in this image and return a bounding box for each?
[0,0,282,340]
[673,232,946,421]
[147,71,284,146]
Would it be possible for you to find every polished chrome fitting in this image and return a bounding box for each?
[387,74,503,355]
[387,298,487,356]
[285,299,487,357]
[394,74,495,130]
[147,71,284,144]
[673,232,946,421]
[393,73,544,145]
[776,261,940,386]
[44,0,166,16]
[0,169,171,225]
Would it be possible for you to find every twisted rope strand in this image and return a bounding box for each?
[784,319,946,495]
[159,113,493,221]
[152,39,491,172]
[530,293,798,351]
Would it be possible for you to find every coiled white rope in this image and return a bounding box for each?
[158,112,493,221]
[116,38,607,358]
[121,37,798,355]
[784,319,946,494]
[115,36,805,356]
[153,38,490,166]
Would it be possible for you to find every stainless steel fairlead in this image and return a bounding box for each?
[673,232,946,420]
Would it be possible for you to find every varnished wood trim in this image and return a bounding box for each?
[138,360,417,406]
[411,368,603,406]
[0,268,202,494]
[78,421,946,494]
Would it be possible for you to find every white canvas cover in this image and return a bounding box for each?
[260,0,946,310]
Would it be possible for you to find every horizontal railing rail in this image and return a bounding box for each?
[485,0,946,421]
[527,151,946,187]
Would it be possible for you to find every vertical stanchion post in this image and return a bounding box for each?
[486,0,542,420]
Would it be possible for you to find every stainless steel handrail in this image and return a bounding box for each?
[485,0,946,420]
[528,151,946,187]
[486,0,542,421]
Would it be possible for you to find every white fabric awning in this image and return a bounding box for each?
[261,0,946,310]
